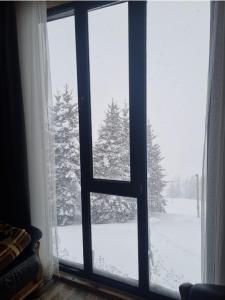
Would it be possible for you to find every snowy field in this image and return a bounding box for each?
[57,198,201,291]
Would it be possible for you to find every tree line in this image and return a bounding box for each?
[54,86,166,225]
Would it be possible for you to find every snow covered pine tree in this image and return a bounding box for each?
[147,122,166,213]
[91,100,136,224]
[54,85,81,225]
[54,89,166,225]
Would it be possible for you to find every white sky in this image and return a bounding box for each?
[48,1,210,180]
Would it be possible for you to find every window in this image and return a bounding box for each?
[48,1,209,298]
[48,16,83,266]
[91,193,138,284]
[88,3,130,181]
[147,1,209,292]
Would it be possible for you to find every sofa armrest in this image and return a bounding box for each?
[179,283,193,300]
[23,226,42,253]
[4,223,42,254]
[179,283,225,300]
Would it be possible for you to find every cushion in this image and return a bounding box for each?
[0,223,31,272]
[0,254,40,300]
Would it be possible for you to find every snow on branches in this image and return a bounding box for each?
[53,87,166,225]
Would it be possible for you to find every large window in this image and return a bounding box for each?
[48,16,83,266]
[147,1,210,292]
[88,3,130,181]
[48,1,209,298]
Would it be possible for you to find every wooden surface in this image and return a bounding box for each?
[10,278,42,300]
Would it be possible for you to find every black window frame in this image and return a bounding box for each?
[48,2,176,300]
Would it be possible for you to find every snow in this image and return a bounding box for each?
[57,198,201,291]
[165,197,200,217]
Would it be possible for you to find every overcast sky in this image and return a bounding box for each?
[48,1,210,180]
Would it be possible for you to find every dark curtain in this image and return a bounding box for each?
[0,2,30,226]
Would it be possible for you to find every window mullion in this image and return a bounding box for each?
[75,6,93,275]
[129,1,149,293]
[90,179,137,197]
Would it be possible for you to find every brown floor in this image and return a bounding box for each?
[30,279,109,300]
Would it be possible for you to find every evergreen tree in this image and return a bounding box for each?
[54,89,166,224]
[91,195,136,224]
[147,122,166,213]
[166,177,198,199]
[120,102,130,180]
[93,100,123,180]
[183,176,196,199]
[54,85,81,225]
[166,180,181,198]
[91,100,136,224]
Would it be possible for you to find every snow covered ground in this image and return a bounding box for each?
[57,198,201,291]
[150,198,201,290]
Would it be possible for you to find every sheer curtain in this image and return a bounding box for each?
[16,1,58,278]
[202,1,225,285]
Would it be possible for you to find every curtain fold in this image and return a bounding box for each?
[0,2,30,226]
[202,1,225,285]
[16,1,58,278]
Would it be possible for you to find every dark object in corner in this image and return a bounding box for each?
[0,225,43,300]
[179,282,225,300]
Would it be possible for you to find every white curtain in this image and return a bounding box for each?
[16,1,58,278]
[202,1,225,285]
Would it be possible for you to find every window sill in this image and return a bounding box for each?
[56,268,180,300]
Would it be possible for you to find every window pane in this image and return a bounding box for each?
[147,2,209,292]
[48,17,83,266]
[91,193,138,283]
[88,3,130,181]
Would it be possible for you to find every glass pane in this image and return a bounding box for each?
[48,17,83,266]
[91,193,138,283]
[147,2,210,292]
[88,3,130,181]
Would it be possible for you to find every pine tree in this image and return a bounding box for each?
[54,90,166,224]
[120,102,130,180]
[166,180,181,198]
[93,100,123,180]
[54,85,81,225]
[91,195,136,224]
[91,100,136,224]
[147,122,166,213]
[183,176,196,199]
